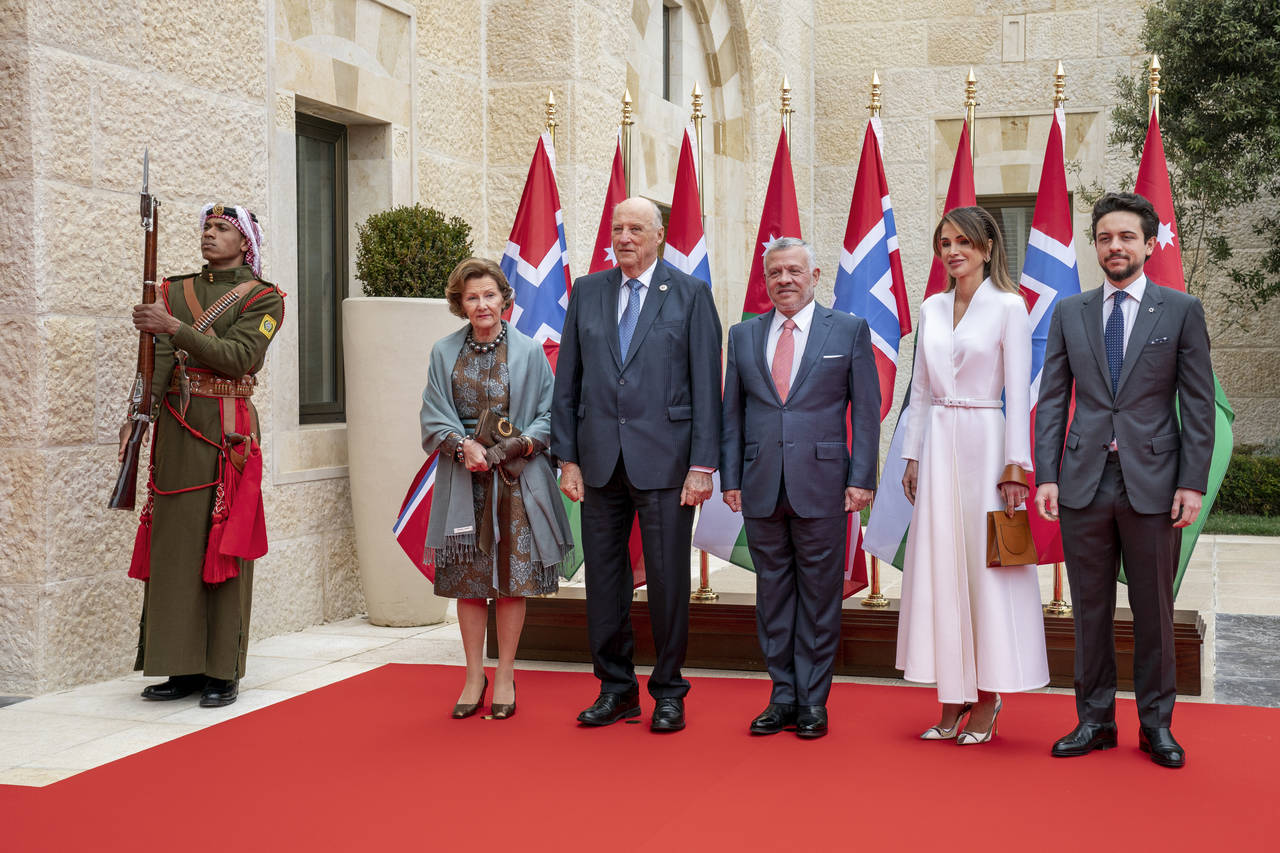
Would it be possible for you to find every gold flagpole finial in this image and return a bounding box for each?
[780,75,794,139]
[1148,54,1162,121]
[868,70,882,117]
[1053,61,1068,108]
[964,68,978,160]
[690,82,705,217]
[545,90,558,146]
[621,88,634,197]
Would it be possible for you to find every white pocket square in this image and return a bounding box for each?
[822,354,843,359]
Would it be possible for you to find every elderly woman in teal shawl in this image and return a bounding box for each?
[420,257,574,721]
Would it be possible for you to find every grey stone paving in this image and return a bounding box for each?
[1214,613,1280,708]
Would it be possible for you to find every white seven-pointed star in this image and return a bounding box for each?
[1156,220,1176,250]
[761,233,781,258]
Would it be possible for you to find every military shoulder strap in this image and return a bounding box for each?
[181,277,260,336]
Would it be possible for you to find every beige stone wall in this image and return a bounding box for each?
[2,0,1276,694]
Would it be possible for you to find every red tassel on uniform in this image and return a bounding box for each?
[220,439,267,559]
[202,478,240,585]
[127,502,153,581]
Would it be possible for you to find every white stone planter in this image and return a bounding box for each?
[343,296,459,626]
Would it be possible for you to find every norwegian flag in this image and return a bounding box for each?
[1019,106,1081,565]
[866,118,975,569]
[924,120,978,300]
[589,135,627,274]
[833,117,912,421]
[663,126,712,287]
[743,128,802,318]
[501,132,572,369]
[392,453,438,582]
[1132,109,1234,594]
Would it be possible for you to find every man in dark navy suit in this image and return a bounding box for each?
[552,197,722,732]
[720,237,879,738]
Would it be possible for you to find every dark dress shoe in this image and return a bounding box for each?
[1051,721,1118,757]
[650,697,686,732]
[199,678,239,708]
[140,674,205,701]
[795,705,828,739]
[1139,727,1185,768]
[452,675,488,719]
[577,690,641,726]
[750,703,798,735]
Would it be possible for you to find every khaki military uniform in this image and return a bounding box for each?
[135,264,283,681]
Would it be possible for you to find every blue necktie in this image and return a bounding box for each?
[1105,290,1127,395]
[618,278,643,359]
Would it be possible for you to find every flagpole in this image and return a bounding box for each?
[1148,54,1162,121]
[861,70,890,610]
[621,89,635,197]
[691,82,705,218]
[964,68,978,160]
[545,89,557,148]
[689,79,719,605]
[780,75,794,140]
[1044,60,1072,618]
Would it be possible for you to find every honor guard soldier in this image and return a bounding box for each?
[121,203,284,708]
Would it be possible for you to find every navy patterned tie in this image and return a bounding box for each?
[1105,290,1127,395]
[618,278,643,359]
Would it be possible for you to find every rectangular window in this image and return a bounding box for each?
[296,113,348,423]
[663,2,682,104]
[978,194,1047,284]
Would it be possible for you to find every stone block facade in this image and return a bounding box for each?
[1,0,1274,694]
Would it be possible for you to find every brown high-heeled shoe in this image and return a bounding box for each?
[452,674,488,719]
[489,682,516,720]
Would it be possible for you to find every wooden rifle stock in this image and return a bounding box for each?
[109,185,160,510]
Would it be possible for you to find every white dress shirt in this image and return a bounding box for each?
[1101,274,1147,357]
[616,259,659,321]
[765,298,816,388]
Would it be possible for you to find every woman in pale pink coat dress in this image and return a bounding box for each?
[895,207,1050,745]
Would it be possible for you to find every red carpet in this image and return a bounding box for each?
[3,664,1276,851]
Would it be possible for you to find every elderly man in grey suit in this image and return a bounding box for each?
[720,237,880,738]
[552,197,722,733]
[1035,192,1214,768]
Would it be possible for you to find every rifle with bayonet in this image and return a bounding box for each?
[109,151,161,510]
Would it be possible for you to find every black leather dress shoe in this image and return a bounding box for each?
[577,690,641,726]
[795,705,828,739]
[650,697,686,732]
[749,703,798,735]
[1139,727,1185,768]
[140,674,205,701]
[1051,721,1118,757]
[199,678,239,708]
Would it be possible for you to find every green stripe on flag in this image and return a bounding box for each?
[1119,374,1233,596]
[561,494,584,580]
[729,527,755,572]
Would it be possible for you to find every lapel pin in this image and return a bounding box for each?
[1148,306,1155,313]
[659,284,668,291]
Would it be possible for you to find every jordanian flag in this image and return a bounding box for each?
[1131,110,1234,595]
[865,119,976,568]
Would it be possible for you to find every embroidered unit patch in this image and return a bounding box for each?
[258,315,277,338]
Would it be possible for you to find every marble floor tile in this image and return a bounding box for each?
[0,767,80,787]
[0,713,135,766]
[1213,676,1280,708]
[7,689,203,723]
[162,689,300,725]
[21,721,204,770]
[258,661,383,692]
[344,636,467,666]
[304,617,443,639]
[246,632,398,661]
[1213,614,1280,679]
[239,656,329,690]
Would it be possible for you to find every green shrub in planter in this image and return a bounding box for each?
[355,205,474,299]
[1216,445,1280,517]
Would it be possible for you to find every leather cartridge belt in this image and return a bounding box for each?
[931,397,1002,408]
[169,370,256,398]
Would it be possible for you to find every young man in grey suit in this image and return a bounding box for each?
[552,197,723,732]
[1034,192,1214,768]
[720,238,880,738]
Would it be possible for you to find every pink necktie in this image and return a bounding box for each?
[772,318,796,401]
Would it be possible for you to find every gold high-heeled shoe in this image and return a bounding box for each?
[452,674,488,719]
[489,682,516,720]
[957,695,1002,745]
[920,702,974,740]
